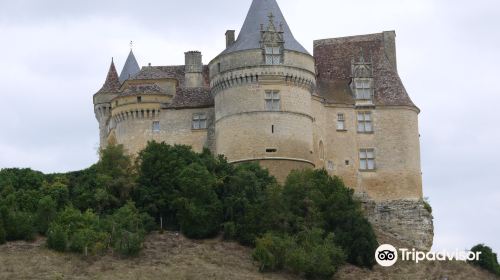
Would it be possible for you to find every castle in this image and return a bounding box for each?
[93,0,433,248]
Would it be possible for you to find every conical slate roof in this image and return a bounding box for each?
[119,50,140,83]
[221,0,309,56]
[97,59,121,94]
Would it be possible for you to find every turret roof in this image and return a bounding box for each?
[220,0,309,56]
[96,59,121,94]
[119,50,141,84]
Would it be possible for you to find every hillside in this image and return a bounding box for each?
[0,231,497,280]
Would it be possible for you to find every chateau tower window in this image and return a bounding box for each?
[152,121,160,133]
[319,141,325,161]
[357,112,373,133]
[359,149,376,171]
[337,113,346,131]
[192,113,207,130]
[327,160,334,171]
[354,79,373,100]
[265,90,280,111]
[261,13,284,65]
[137,96,142,103]
[351,52,374,103]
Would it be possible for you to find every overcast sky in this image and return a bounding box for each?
[0,0,499,256]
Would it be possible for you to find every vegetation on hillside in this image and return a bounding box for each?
[0,142,378,278]
[469,244,500,276]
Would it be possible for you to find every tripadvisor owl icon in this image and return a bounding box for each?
[375,244,398,267]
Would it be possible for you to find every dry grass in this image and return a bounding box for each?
[0,232,498,280]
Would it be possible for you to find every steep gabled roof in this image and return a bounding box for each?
[119,50,141,84]
[220,0,308,56]
[314,32,417,108]
[96,59,121,94]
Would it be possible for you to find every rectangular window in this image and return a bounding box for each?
[337,113,345,130]
[152,121,160,133]
[327,160,334,171]
[355,79,372,100]
[192,113,207,130]
[265,46,282,65]
[359,149,376,171]
[137,96,142,103]
[357,112,373,133]
[265,91,280,111]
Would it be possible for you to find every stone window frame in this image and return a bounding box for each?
[357,111,374,133]
[152,121,160,133]
[354,78,374,100]
[327,160,334,171]
[192,113,207,130]
[337,113,346,131]
[359,148,376,171]
[265,90,281,111]
[264,45,283,65]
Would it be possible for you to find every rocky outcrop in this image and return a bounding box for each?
[357,193,434,250]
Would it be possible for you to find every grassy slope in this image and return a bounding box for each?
[0,232,497,280]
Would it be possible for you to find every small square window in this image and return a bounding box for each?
[137,96,142,103]
[327,160,334,170]
[192,113,207,130]
[359,149,376,171]
[337,113,345,130]
[357,112,373,133]
[265,90,280,111]
[152,121,160,133]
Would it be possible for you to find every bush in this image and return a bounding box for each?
[174,163,222,239]
[469,244,500,276]
[0,219,6,245]
[253,229,345,279]
[47,224,68,252]
[4,211,36,241]
[283,169,378,268]
[35,196,57,234]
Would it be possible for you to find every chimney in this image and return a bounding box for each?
[225,30,235,48]
[383,31,398,72]
[184,51,203,88]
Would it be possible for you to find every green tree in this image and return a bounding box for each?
[174,163,222,238]
[469,244,500,276]
[134,142,201,229]
[47,224,68,252]
[35,196,57,234]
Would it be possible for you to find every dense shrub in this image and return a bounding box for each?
[469,244,500,276]
[174,163,222,238]
[281,169,378,268]
[253,229,345,279]
[4,211,36,241]
[0,219,6,245]
[47,224,68,252]
[35,196,57,234]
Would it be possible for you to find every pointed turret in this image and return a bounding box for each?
[221,0,308,55]
[119,50,140,83]
[96,58,121,94]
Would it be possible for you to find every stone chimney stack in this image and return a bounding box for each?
[383,31,398,72]
[184,51,203,88]
[225,30,235,48]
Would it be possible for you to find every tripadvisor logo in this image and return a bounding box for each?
[375,244,398,267]
[375,244,482,267]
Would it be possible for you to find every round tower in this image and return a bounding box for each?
[209,0,316,181]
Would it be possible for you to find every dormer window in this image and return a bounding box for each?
[261,13,284,65]
[265,46,282,65]
[351,52,374,103]
[354,79,373,100]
